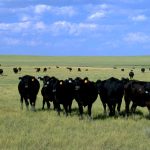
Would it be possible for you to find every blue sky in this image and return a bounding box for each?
[0,0,150,56]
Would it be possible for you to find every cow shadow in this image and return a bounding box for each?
[93,114,108,120]
[93,110,145,120]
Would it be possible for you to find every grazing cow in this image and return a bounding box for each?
[0,69,3,75]
[121,68,124,72]
[141,68,145,73]
[96,77,125,116]
[43,68,47,72]
[74,77,98,119]
[66,67,72,72]
[35,68,40,72]
[56,66,59,69]
[78,68,81,72]
[52,78,75,116]
[18,67,22,72]
[129,71,134,79]
[124,80,150,116]
[18,75,40,111]
[38,76,57,110]
[13,68,18,74]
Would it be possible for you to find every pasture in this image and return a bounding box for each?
[0,55,150,150]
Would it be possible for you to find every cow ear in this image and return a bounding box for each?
[19,77,22,80]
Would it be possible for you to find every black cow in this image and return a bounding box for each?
[43,68,47,72]
[0,69,3,75]
[66,67,72,72]
[38,76,57,110]
[35,68,40,72]
[74,77,98,119]
[18,75,40,111]
[121,68,124,72]
[124,80,150,116]
[18,67,22,72]
[52,78,75,116]
[129,71,134,79]
[13,68,18,74]
[141,68,145,73]
[78,68,81,72]
[96,77,125,116]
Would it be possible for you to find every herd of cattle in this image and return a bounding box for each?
[18,75,150,119]
[0,66,89,75]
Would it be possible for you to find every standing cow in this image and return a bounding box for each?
[18,75,40,111]
[129,71,134,79]
[124,80,150,116]
[0,69,3,75]
[52,78,75,116]
[74,77,98,119]
[96,77,125,116]
[38,76,57,110]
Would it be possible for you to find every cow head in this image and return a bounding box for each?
[74,77,82,91]
[19,75,36,89]
[96,80,102,93]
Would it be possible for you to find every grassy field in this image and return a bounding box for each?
[0,55,150,150]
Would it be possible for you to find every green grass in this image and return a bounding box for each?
[0,55,150,150]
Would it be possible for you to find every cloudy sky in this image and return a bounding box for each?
[0,0,150,56]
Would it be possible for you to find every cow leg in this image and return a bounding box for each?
[20,96,23,110]
[117,100,122,116]
[102,101,107,115]
[131,103,137,114]
[46,100,50,110]
[108,103,113,116]
[112,103,116,116]
[78,103,83,119]
[24,98,29,110]
[147,106,150,117]
[30,96,36,111]
[63,104,68,117]
[68,102,72,116]
[88,104,92,119]
[42,98,46,110]
[56,103,61,116]
[124,96,130,116]
[53,101,57,110]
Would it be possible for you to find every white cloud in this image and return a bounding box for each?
[99,4,109,9]
[0,20,98,36]
[54,6,76,16]
[34,4,51,14]
[35,21,46,30]
[51,21,97,35]
[0,21,31,31]
[124,32,150,43]
[0,4,76,17]
[33,4,76,16]
[88,11,105,20]
[131,15,147,21]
